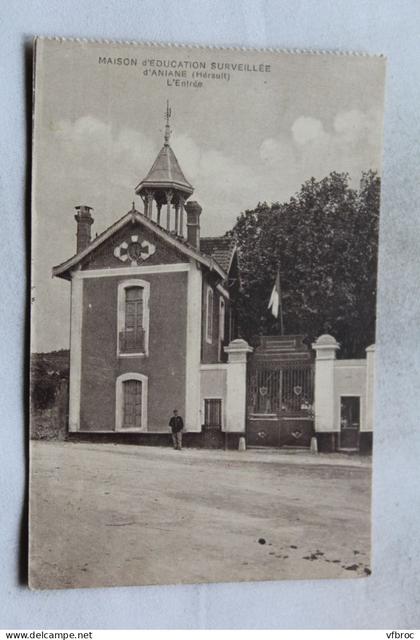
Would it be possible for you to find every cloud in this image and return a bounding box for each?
[54,115,157,191]
[169,133,201,180]
[170,132,262,232]
[333,108,382,147]
[292,116,327,146]
[260,135,297,169]
[172,132,258,192]
[260,108,382,183]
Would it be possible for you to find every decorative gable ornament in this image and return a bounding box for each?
[114,235,156,266]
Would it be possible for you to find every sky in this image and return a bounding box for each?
[32,39,386,352]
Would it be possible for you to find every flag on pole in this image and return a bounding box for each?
[268,271,280,318]
[268,269,284,334]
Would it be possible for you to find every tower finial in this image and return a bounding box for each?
[164,100,171,145]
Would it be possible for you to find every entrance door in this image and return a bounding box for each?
[247,368,282,447]
[123,379,143,429]
[203,398,224,448]
[339,396,360,450]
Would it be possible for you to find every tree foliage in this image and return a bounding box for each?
[232,171,380,357]
[31,350,69,411]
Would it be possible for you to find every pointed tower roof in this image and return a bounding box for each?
[136,144,193,194]
[135,101,193,198]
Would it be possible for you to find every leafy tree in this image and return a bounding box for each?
[31,350,69,410]
[232,171,380,357]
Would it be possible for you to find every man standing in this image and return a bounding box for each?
[169,409,184,450]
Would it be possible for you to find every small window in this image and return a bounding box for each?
[204,399,222,429]
[206,286,214,344]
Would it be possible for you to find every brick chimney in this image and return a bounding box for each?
[74,205,94,253]
[185,201,202,250]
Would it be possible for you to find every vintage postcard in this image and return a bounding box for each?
[30,37,386,589]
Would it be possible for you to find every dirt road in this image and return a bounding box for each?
[29,441,372,589]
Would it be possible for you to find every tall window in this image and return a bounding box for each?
[206,286,214,344]
[204,398,222,429]
[124,286,144,352]
[118,279,150,356]
[219,298,225,341]
[218,297,225,360]
[116,372,148,431]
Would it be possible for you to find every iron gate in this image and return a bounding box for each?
[246,336,314,448]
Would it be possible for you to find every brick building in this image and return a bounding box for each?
[53,109,251,447]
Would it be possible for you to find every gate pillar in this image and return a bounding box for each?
[224,339,253,433]
[312,334,339,438]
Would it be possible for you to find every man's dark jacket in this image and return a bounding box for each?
[169,416,184,433]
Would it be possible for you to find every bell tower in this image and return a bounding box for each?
[135,102,194,237]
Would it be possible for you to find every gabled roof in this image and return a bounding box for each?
[135,144,193,196]
[52,209,227,281]
[200,236,236,274]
